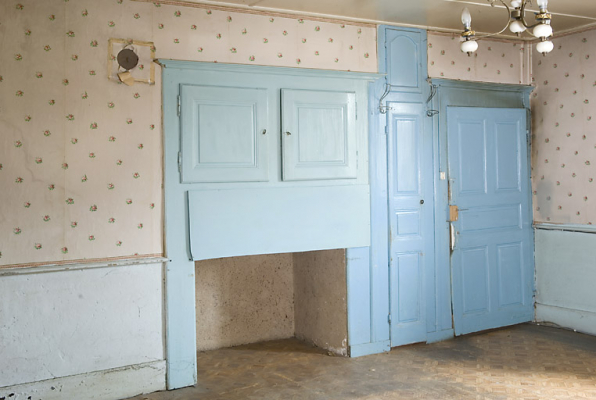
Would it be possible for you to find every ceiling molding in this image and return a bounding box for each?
[134,0,528,38]
[133,0,377,27]
[134,0,596,42]
[548,22,596,40]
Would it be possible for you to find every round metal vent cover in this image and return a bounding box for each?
[117,48,139,71]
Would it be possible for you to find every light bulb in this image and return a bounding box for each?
[510,20,527,34]
[536,40,554,54]
[537,0,548,10]
[511,0,521,8]
[461,7,472,29]
[461,40,478,54]
[533,23,553,38]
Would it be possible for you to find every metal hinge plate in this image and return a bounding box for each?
[177,152,182,172]
[177,95,181,117]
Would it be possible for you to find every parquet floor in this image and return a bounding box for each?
[129,324,596,400]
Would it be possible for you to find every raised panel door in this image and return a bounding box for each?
[448,107,534,335]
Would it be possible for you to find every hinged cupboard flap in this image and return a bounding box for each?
[281,89,357,181]
[180,84,269,183]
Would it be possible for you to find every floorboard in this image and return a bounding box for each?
[127,324,596,399]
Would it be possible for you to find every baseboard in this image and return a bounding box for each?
[535,303,596,336]
[349,340,391,357]
[0,360,166,400]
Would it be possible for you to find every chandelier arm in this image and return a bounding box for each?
[474,0,512,40]
[518,0,541,30]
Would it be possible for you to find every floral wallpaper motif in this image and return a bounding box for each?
[428,32,529,85]
[0,0,377,267]
[531,30,595,225]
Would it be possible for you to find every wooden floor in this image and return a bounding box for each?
[130,324,596,400]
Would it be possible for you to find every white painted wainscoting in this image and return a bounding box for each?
[534,225,596,336]
[0,258,167,400]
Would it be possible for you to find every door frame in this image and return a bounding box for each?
[431,79,535,340]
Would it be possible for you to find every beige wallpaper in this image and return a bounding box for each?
[0,0,377,267]
[531,30,596,225]
[428,32,529,85]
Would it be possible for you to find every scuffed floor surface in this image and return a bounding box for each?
[129,324,596,400]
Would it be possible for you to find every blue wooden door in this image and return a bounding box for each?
[447,107,534,336]
[387,102,434,347]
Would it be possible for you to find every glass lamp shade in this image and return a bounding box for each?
[510,20,527,33]
[461,40,479,53]
[537,0,548,9]
[536,40,554,54]
[461,7,472,29]
[533,23,553,38]
[511,0,522,8]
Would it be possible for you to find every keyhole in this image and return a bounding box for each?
[420,199,424,205]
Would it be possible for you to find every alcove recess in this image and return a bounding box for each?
[195,249,348,356]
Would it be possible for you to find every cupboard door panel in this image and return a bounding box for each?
[180,85,268,183]
[281,89,357,181]
[386,29,423,93]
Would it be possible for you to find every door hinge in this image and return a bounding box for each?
[384,125,388,135]
[177,151,182,172]
[355,102,358,120]
[177,95,181,117]
[388,313,392,324]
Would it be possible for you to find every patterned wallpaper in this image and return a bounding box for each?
[531,30,596,225]
[428,32,529,85]
[0,0,377,267]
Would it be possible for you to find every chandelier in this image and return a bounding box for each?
[460,0,554,56]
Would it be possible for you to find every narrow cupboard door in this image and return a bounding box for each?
[387,102,434,347]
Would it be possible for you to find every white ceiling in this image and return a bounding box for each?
[177,0,596,39]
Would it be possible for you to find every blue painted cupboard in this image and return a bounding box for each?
[160,60,381,388]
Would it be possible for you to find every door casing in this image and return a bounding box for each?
[431,79,535,341]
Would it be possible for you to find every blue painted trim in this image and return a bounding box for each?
[367,79,390,345]
[162,69,198,390]
[349,340,391,358]
[347,247,372,346]
[534,223,596,234]
[431,78,534,93]
[426,329,454,344]
[157,59,383,81]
